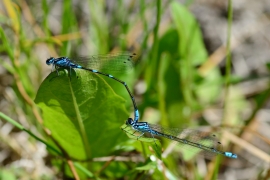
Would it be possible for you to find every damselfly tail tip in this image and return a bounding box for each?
[225,152,238,159]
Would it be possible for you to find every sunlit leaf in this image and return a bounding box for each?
[35,69,129,159]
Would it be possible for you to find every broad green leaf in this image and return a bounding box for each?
[158,28,179,55]
[171,2,207,64]
[170,2,222,106]
[35,69,129,159]
[170,2,207,110]
[157,52,187,127]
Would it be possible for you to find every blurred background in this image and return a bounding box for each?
[0,0,270,179]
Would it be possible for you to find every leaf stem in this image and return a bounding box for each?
[67,160,80,180]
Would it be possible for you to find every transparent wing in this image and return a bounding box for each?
[70,52,136,74]
[148,124,224,158]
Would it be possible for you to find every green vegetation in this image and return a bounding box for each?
[1,0,269,179]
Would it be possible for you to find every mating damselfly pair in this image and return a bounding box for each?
[46,52,237,159]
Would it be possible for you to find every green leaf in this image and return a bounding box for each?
[135,161,157,171]
[35,69,129,159]
[158,28,179,55]
[157,52,187,127]
[0,169,17,180]
[170,2,222,106]
[170,2,207,64]
[121,124,162,159]
[266,62,270,71]
[102,161,129,178]
[170,2,208,111]
[195,70,222,103]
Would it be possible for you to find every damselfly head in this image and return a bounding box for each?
[46,57,55,65]
[126,118,134,125]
